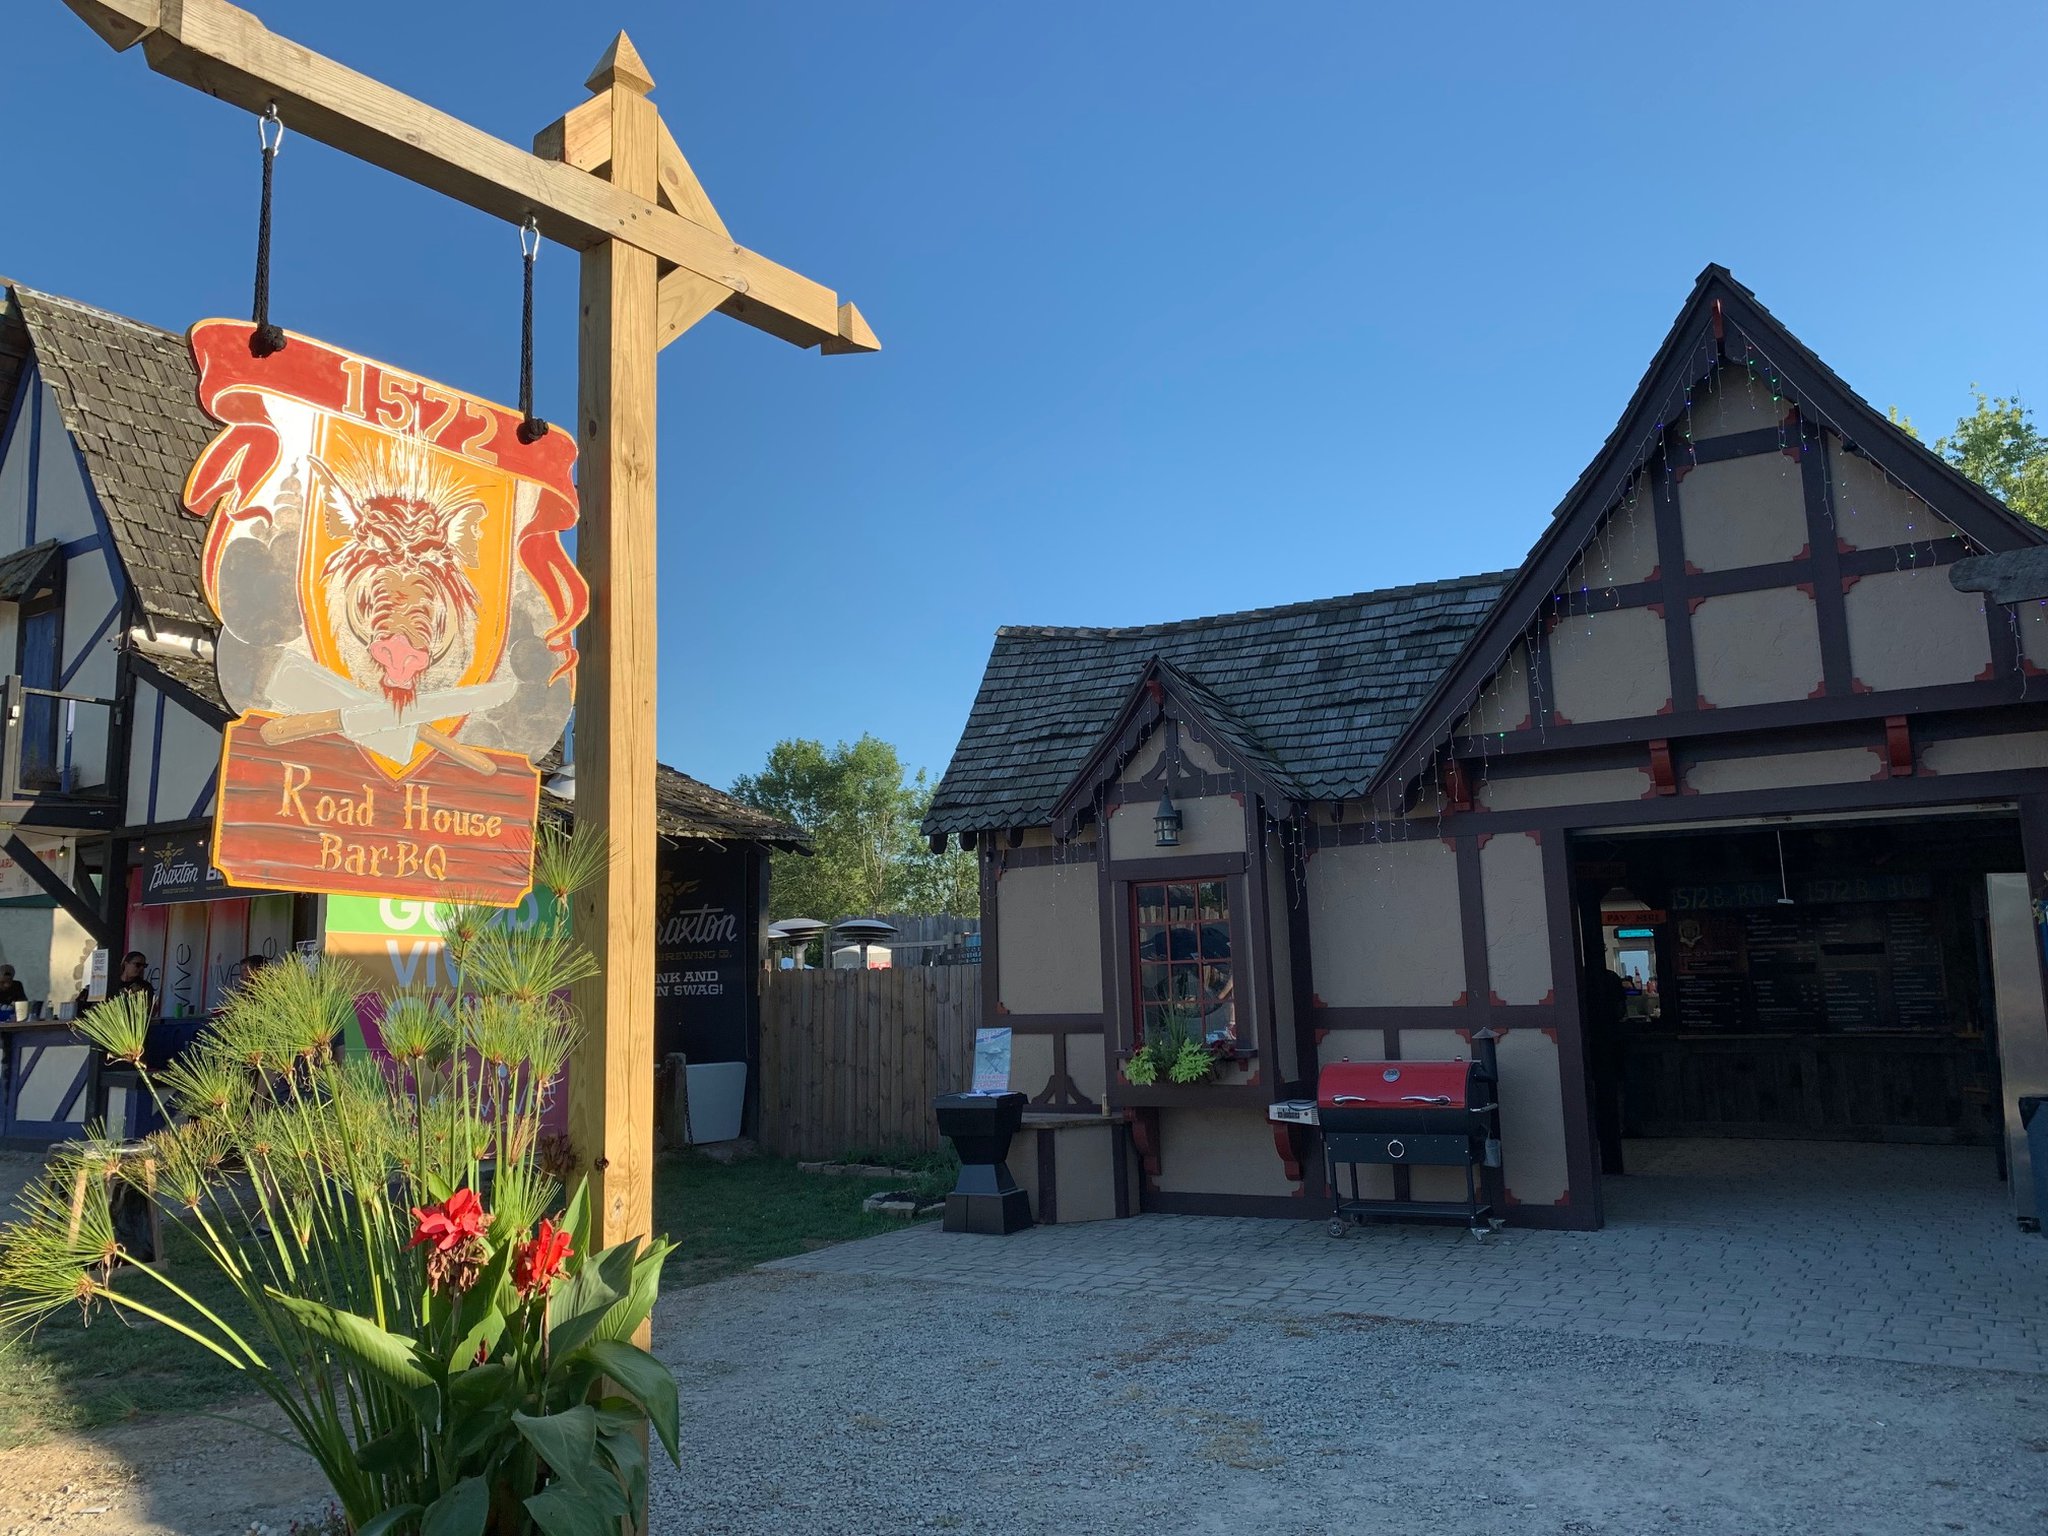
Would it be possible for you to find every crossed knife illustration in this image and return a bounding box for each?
[258,653,515,776]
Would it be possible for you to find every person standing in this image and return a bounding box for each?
[0,965,26,1010]
[1586,960,1629,1176]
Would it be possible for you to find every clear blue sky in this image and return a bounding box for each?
[9,2,2045,791]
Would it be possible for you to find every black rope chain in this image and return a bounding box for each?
[250,104,286,358]
[517,216,549,443]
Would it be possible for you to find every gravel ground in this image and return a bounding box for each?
[650,1268,2048,1536]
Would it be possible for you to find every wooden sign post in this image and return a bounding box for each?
[62,0,875,1279]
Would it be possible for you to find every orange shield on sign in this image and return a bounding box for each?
[181,321,589,906]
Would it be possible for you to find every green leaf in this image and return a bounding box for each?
[355,1506,422,1536]
[454,1232,518,1346]
[448,1363,518,1463]
[265,1291,442,1430]
[452,1307,506,1376]
[574,1340,680,1465]
[422,1475,489,1536]
[523,1484,618,1536]
[354,1425,419,1476]
[559,1177,591,1259]
[593,1237,674,1345]
[512,1405,599,1487]
[425,1170,453,1205]
[545,1239,636,1360]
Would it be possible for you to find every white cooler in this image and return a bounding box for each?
[684,1060,748,1144]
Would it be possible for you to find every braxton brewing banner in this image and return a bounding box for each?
[181,321,589,905]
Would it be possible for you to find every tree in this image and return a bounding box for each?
[732,736,977,931]
[1934,389,2048,526]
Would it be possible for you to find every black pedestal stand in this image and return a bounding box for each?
[933,1090,1033,1235]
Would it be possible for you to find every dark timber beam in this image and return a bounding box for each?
[5,833,113,947]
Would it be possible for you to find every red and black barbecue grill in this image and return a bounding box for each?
[1313,1034,1503,1239]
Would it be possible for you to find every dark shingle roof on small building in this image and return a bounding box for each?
[925,573,1513,836]
[10,285,215,632]
[534,747,811,851]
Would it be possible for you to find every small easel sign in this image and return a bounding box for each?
[971,1027,1013,1094]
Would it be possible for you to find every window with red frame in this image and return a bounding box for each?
[1132,879,1236,1047]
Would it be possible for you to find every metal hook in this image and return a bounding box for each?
[520,215,541,261]
[259,102,285,155]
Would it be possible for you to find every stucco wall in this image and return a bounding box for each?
[996,862,1103,1015]
[1686,746,1883,795]
[1107,793,1243,863]
[1067,1030,1108,1106]
[1920,731,2048,777]
[1691,587,1824,708]
[1120,730,1166,784]
[1457,642,1532,738]
[1845,566,1991,691]
[1008,1032,1054,1099]
[1686,371,1791,440]
[1677,453,1810,572]
[1480,832,1552,1006]
[1478,765,1651,812]
[1569,489,1661,589]
[2019,608,2048,673]
[1307,838,1464,1007]
[1548,607,1671,723]
[1497,1028,1570,1207]
[1830,441,1950,549]
[1155,1107,1298,1196]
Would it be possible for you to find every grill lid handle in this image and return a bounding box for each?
[1398,1094,1453,1104]
[1331,1094,1371,1104]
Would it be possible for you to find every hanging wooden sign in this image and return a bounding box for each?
[182,321,589,906]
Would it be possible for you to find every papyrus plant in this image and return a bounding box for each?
[0,828,679,1535]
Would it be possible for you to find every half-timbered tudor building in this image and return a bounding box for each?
[927,267,2048,1230]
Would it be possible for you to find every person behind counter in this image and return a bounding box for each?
[0,965,26,1009]
[77,951,155,1014]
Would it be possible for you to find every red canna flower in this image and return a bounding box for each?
[410,1188,493,1255]
[513,1218,573,1297]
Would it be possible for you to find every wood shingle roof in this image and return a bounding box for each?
[924,573,1512,837]
[9,285,215,632]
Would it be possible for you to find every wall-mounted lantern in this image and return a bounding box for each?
[1154,787,1183,847]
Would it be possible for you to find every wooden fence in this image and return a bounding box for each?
[757,965,981,1159]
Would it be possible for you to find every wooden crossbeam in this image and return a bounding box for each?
[63,0,878,356]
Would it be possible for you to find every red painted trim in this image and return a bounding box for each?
[1536,987,1555,1006]
[1540,1026,1559,1044]
[1840,573,1862,595]
[1270,1121,1304,1182]
[1884,715,1914,778]
[1311,993,1328,1010]
[1976,660,2002,683]
[1646,600,1666,620]
[995,1001,1010,1014]
[1851,677,1873,694]
[1551,709,1574,727]
[1685,561,1705,577]
[1836,537,1855,557]
[1451,991,1469,1008]
[1473,831,1493,852]
[1648,740,1678,797]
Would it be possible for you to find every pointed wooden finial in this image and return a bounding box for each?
[586,32,655,96]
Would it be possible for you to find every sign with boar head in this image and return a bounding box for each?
[182,320,589,906]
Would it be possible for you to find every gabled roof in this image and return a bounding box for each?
[7,284,215,632]
[1046,656,1309,833]
[1365,264,2048,798]
[924,573,1512,837]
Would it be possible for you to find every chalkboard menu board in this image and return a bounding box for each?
[1665,898,1951,1034]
